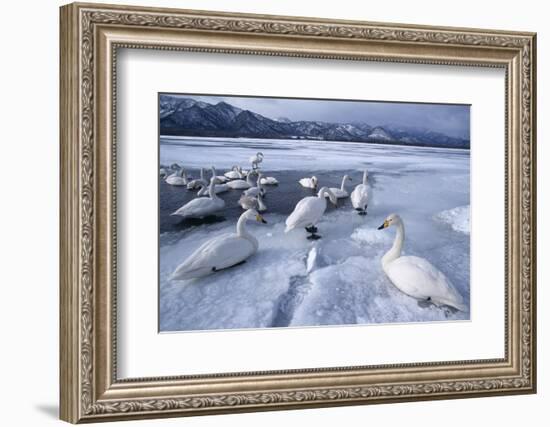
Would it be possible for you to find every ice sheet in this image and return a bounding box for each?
[159,138,470,332]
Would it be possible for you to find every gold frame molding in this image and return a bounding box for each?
[60,2,537,423]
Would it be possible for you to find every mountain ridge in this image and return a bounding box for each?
[159,95,470,149]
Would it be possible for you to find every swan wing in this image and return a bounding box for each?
[171,234,255,280]
[351,184,369,209]
[243,187,260,197]
[261,177,278,185]
[326,187,348,199]
[215,184,229,193]
[298,178,312,187]
[227,180,250,189]
[285,197,325,231]
[171,198,224,217]
[166,176,185,186]
[386,256,466,310]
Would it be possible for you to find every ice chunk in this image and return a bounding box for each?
[434,205,470,234]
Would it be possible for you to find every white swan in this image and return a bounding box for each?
[377,213,467,311]
[299,176,318,190]
[351,169,370,214]
[170,209,267,280]
[196,179,229,196]
[325,174,351,199]
[165,167,189,186]
[243,173,266,197]
[171,178,225,218]
[210,166,229,183]
[260,175,279,185]
[239,193,267,212]
[224,165,243,180]
[285,187,338,239]
[226,170,256,190]
[250,152,264,170]
[159,167,168,178]
[187,168,206,190]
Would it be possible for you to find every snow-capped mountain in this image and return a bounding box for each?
[159,95,470,149]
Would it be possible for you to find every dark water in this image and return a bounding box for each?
[159,168,371,234]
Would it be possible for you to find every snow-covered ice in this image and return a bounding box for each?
[434,205,470,234]
[159,136,470,332]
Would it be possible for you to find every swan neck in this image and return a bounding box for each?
[208,179,218,199]
[236,215,258,248]
[383,222,405,267]
[258,196,266,210]
[200,168,204,180]
[362,171,368,185]
[341,176,347,191]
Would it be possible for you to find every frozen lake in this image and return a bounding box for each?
[159,136,470,332]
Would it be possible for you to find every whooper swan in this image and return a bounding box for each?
[351,169,370,215]
[285,187,338,240]
[170,209,267,280]
[377,213,467,311]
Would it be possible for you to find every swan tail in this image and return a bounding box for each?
[170,265,213,281]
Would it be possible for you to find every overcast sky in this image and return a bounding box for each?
[167,94,470,139]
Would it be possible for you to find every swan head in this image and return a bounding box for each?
[343,174,352,181]
[244,208,267,224]
[257,152,264,158]
[311,176,318,188]
[377,213,402,230]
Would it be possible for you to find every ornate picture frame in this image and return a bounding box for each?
[60,2,536,423]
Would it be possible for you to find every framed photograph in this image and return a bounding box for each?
[60,2,537,423]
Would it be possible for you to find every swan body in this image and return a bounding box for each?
[299,176,318,189]
[224,166,243,180]
[165,167,189,186]
[285,187,337,239]
[226,171,256,190]
[351,169,370,214]
[171,178,225,218]
[159,168,168,178]
[378,214,467,311]
[239,193,267,211]
[196,180,229,196]
[260,176,279,185]
[243,173,266,197]
[210,166,229,183]
[170,209,267,280]
[324,174,351,199]
[187,168,206,190]
[238,194,257,210]
[249,152,264,169]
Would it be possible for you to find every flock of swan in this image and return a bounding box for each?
[162,152,467,312]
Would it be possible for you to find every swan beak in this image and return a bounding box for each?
[256,214,267,224]
[377,220,389,230]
